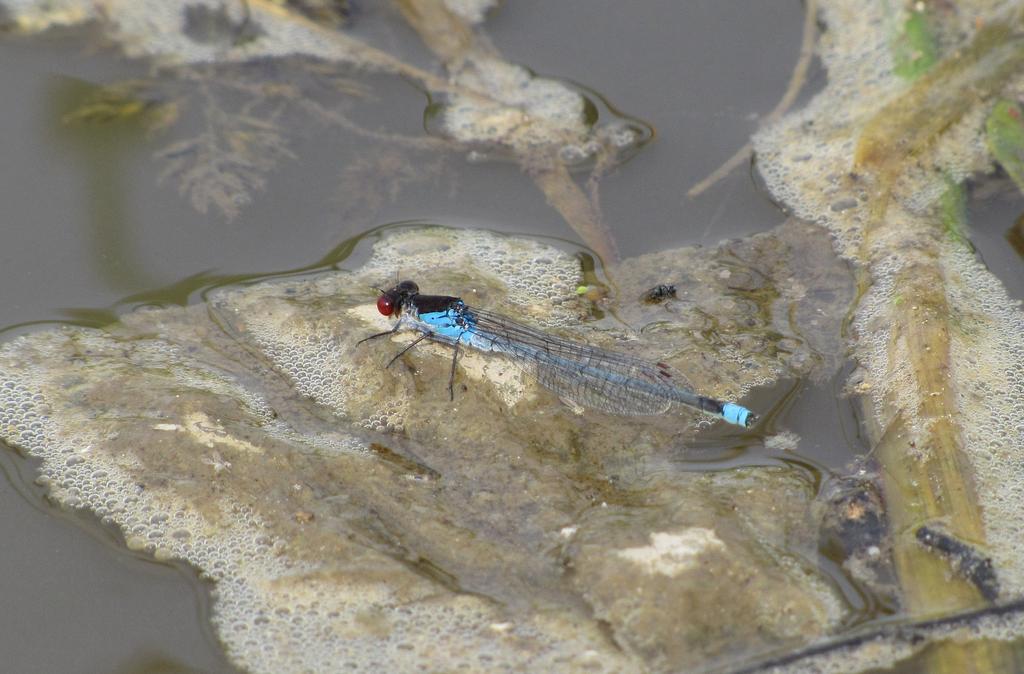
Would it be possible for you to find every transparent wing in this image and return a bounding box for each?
[466,306,691,415]
[533,356,673,415]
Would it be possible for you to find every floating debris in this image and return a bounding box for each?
[916,525,1000,603]
[641,284,677,304]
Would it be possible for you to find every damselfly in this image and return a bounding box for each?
[358,280,758,427]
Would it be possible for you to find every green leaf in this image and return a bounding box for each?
[985,99,1024,193]
[891,8,938,80]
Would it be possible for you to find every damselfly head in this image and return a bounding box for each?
[375,280,420,317]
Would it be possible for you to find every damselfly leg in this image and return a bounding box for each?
[356,323,402,346]
[447,341,461,401]
[386,332,431,368]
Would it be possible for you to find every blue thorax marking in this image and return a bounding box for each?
[412,300,477,345]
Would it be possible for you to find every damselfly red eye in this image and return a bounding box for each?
[377,295,395,316]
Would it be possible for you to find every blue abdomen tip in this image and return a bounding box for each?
[722,403,752,427]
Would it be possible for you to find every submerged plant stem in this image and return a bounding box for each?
[249,0,486,98]
[687,0,819,199]
[394,0,621,261]
[531,162,618,262]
